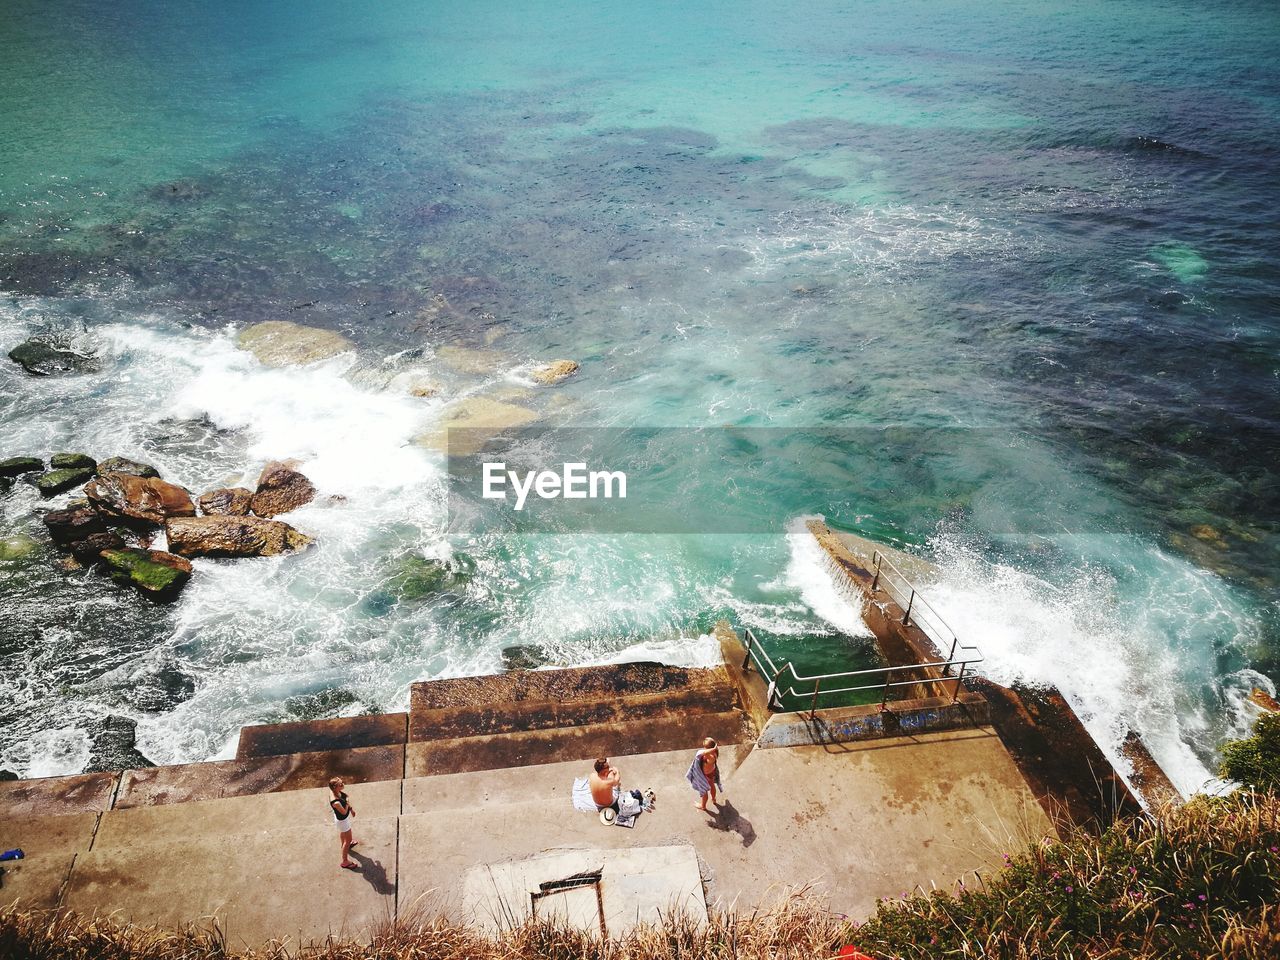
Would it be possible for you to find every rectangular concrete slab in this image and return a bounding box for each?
[0,772,117,817]
[237,713,408,759]
[95,779,401,850]
[116,744,403,807]
[63,816,398,950]
[461,846,705,937]
[0,812,98,909]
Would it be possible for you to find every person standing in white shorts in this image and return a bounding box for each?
[328,776,359,870]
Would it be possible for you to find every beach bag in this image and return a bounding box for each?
[618,790,644,818]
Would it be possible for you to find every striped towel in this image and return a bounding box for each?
[686,752,723,795]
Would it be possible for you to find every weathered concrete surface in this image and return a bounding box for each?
[757,694,990,748]
[96,780,402,848]
[65,780,398,948]
[406,711,748,778]
[400,731,1054,920]
[116,745,403,807]
[0,771,117,816]
[237,713,408,759]
[409,663,735,738]
[459,845,705,937]
[0,812,97,909]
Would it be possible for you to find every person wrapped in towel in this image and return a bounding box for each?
[686,737,723,811]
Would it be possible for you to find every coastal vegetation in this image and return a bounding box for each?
[4,790,1278,960]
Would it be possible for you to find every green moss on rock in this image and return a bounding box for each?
[33,466,96,496]
[50,452,97,470]
[99,548,193,601]
[0,456,44,477]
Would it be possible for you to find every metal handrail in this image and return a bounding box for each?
[741,618,983,714]
[869,549,981,667]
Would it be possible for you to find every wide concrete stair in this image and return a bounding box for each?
[407,662,750,777]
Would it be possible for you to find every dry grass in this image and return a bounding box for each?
[4,793,1278,960]
[0,890,852,960]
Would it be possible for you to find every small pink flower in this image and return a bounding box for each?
[1065,886,1073,893]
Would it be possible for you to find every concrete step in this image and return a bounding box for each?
[408,663,733,740]
[237,712,408,760]
[410,681,740,743]
[116,743,403,807]
[95,778,401,849]
[400,744,747,815]
[0,771,118,817]
[406,709,750,778]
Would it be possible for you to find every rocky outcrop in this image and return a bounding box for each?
[0,456,43,478]
[84,715,155,773]
[197,486,253,516]
[250,461,315,517]
[69,530,126,562]
[436,345,505,374]
[50,452,97,470]
[7,338,100,376]
[96,456,160,479]
[415,396,539,455]
[530,359,579,384]
[99,548,193,602]
[165,515,313,558]
[43,505,108,545]
[84,473,196,525]
[33,466,97,497]
[237,321,353,367]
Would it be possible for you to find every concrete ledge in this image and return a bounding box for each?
[237,713,408,759]
[0,771,118,817]
[116,744,404,807]
[757,694,989,749]
[406,711,748,778]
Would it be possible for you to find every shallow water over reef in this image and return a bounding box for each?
[0,0,1277,796]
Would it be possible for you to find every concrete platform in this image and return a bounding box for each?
[0,812,97,909]
[95,779,402,848]
[47,781,399,941]
[399,729,1054,920]
[116,744,404,807]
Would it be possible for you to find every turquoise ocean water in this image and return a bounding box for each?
[0,0,1277,795]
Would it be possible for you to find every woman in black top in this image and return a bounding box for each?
[328,776,359,870]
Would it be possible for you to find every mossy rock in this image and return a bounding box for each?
[33,466,96,497]
[96,456,159,479]
[1220,711,1280,792]
[0,535,39,561]
[99,548,193,602]
[50,452,97,470]
[0,456,43,478]
[390,553,475,600]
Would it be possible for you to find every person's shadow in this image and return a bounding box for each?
[705,798,756,848]
[350,849,395,896]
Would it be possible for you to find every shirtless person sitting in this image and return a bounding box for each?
[589,756,621,810]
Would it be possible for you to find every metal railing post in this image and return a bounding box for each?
[952,662,967,703]
[811,677,821,717]
[903,589,915,626]
[871,553,881,592]
[880,669,893,710]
